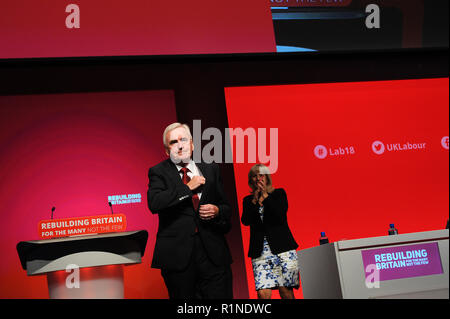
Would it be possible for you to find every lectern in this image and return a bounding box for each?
[17,230,148,299]
[298,229,449,299]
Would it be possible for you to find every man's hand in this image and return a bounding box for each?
[187,176,205,191]
[199,204,219,220]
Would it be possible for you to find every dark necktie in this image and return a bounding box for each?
[180,167,200,211]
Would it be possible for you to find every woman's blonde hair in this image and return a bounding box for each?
[248,164,274,194]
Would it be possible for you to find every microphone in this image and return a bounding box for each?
[51,206,56,220]
[108,202,114,215]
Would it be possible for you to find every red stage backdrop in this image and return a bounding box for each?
[2,1,441,58]
[0,90,177,298]
[224,78,449,299]
[0,0,275,59]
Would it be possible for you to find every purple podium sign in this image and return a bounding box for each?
[361,242,443,282]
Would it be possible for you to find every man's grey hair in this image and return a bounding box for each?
[163,123,192,148]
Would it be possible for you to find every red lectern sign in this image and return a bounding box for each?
[38,214,127,239]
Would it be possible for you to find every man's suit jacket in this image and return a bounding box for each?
[147,159,232,271]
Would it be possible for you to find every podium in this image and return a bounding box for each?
[298,229,449,299]
[17,230,148,299]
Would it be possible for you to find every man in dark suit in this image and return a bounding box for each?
[147,123,233,299]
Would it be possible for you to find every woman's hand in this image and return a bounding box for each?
[257,180,268,205]
[252,188,260,205]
